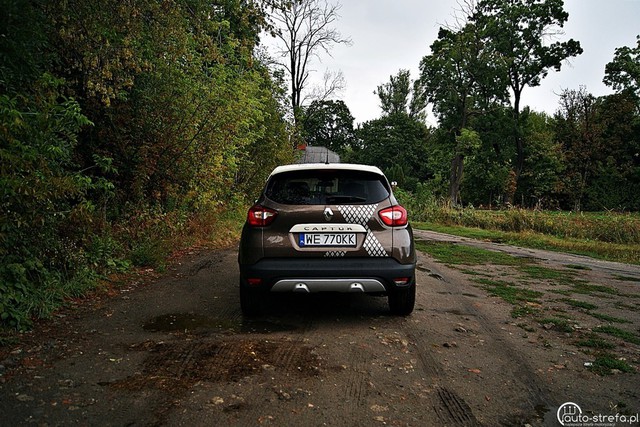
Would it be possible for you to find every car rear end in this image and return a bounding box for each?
[238,163,416,315]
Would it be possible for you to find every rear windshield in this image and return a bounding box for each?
[265,169,390,205]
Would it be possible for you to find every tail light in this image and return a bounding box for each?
[247,205,278,227]
[379,205,408,227]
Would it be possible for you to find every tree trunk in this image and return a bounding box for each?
[506,90,524,205]
[449,153,464,206]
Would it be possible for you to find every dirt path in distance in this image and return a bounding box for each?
[413,229,640,280]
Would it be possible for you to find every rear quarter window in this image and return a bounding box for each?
[265,170,390,205]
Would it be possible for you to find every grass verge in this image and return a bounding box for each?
[413,222,640,265]
[414,240,530,266]
[0,206,246,336]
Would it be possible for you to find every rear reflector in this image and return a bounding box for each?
[393,277,411,285]
[247,278,262,286]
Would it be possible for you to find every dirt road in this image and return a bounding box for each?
[1,232,639,426]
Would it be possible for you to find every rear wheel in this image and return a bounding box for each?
[240,282,262,316]
[388,285,415,316]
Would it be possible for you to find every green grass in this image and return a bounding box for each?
[614,302,640,312]
[410,207,640,244]
[614,275,640,282]
[517,265,577,283]
[511,305,540,319]
[589,312,631,324]
[593,326,640,345]
[576,335,616,350]
[588,354,636,375]
[415,240,529,266]
[413,221,640,265]
[572,283,619,296]
[560,298,598,310]
[472,278,543,305]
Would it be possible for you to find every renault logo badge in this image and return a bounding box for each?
[324,207,334,221]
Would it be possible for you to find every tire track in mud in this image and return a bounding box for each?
[409,254,558,425]
[403,267,484,426]
[456,262,559,401]
[404,319,485,427]
[343,344,370,406]
[434,386,483,426]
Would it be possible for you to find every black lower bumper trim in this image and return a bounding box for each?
[239,257,416,293]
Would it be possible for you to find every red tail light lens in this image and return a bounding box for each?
[247,205,278,227]
[379,205,408,227]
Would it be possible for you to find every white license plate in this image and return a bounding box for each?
[299,233,356,247]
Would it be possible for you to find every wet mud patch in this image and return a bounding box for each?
[113,338,322,393]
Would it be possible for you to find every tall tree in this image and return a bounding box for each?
[269,0,351,121]
[517,110,564,208]
[473,0,582,199]
[375,69,426,120]
[351,114,431,190]
[553,87,602,211]
[301,99,355,154]
[43,0,279,207]
[604,35,640,111]
[418,22,505,205]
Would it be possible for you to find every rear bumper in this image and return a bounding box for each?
[239,257,416,293]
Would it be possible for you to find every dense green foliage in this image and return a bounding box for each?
[301,100,355,154]
[1,0,293,329]
[340,70,431,191]
[348,114,431,191]
[472,0,582,192]
[604,36,640,101]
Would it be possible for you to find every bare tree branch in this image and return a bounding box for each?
[303,68,345,104]
[268,0,351,122]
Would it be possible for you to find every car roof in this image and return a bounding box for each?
[269,163,385,177]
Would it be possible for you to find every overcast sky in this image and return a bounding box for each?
[298,0,640,125]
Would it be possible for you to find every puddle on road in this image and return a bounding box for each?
[143,313,297,334]
[534,404,559,425]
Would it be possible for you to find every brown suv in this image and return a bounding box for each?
[238,163,416,315]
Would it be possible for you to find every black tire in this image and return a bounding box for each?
[388,285,415,316]
[240,283,262,316]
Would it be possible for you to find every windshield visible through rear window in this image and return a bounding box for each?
[265,169,390,205]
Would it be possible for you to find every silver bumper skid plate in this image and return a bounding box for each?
[271,278,386,293]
